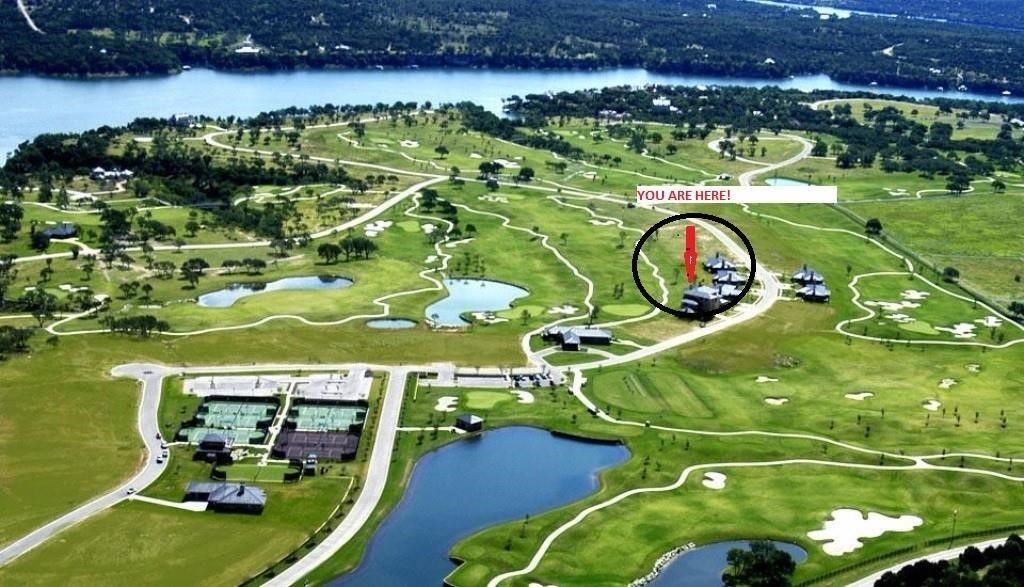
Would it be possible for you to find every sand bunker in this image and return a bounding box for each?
[548,305,579,315]
[976,315,1003,328]
[581,171,598,179]
[900,289,930,301]
[885,313,915,324]
[755,376,779,383]
[492,158,521,169]
[938,378,957,389]
[935,323,976,338]
[424,255,438,264]
[845,392,874,401]
[764,397,789,406]
[399,139,420,148]
[479,195,509,203]
[808,509,922,556]
[364,220,393,237]
[469,152,483,159]
[966,363,981,373]
[421,223,437,234]
[512,390,535,404]
[588,219,616,226]
[922,399,942,411]
[471,311,508,325]
[865,300,921,312]
[434,396,458,412]
[702,472,727,490]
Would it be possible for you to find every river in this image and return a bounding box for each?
[2,67,1021,160]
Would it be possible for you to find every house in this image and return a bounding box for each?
[791,265,824,285]
[541,326,613,351]
[681,285,722,318]
[193,432,234,464]
[169,113,196,127]
[796,284,831,303]
[704,254,736,272]
[713,270,747,285]
[303,454,318,477]
[455,413,484,433]
[652,97,672,109]
[717,283,743,301]
[89,167,134,181]
[184,481,266,514]
[40,222,78,239]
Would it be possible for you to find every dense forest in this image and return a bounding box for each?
[876,534,1024,586]
[4,0,1024,96]
[779,0,1024,32]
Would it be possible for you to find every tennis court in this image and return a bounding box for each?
[288,403,366,431]
[196,400,277,429]
[180,427,266,444]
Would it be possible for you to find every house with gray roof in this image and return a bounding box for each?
[796,284,831,303]
[704,254,736,272]
[184,481,266,514]
[713,270,747,285]
[681,285,723,318]
[541,326,613,351]
[792,264,825,285]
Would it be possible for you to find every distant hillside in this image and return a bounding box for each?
[778,0,1024,31]
[2,0,1023,96]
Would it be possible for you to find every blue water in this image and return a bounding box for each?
[366,318,418,329]
[332,426,629,587]
[425,278,529,326]
[648,540,808,586]
[764,177,811,186]
[2,67,1020,160]
[196,275,352,308]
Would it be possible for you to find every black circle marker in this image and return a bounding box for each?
[631,212,757,320]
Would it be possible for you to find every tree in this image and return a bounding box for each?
[722,541,796,587]
[992,179,1006,193]
[0,203,23,242]
[942,266,961,283]
[1008,301,1024,318]
[434,145,449,159]
[141,283,153,301]
[516,167,535,182]
[520,309,532,325]
[180,257,210,288]
[865,218,883,235]
[184,220,200,237]
[317,242,342,264]
[23,289,59,327]
[946,173,971,195]
[30,231,51,252]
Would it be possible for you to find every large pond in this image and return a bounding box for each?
[425,278,529,327]
[331,426,629,587]
[3,67,1021,159]
[196,275,352,308]
[648,540,808,586]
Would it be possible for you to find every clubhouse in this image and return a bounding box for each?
[542,326,613,351]
[184,481,266,514]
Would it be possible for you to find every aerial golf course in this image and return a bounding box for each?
[0,91,1023,586]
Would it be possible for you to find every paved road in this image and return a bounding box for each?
[0,364,169,566]
[264,367,410,586]
[848,537,1010,586]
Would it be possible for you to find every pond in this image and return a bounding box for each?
[3,67,1021,160]
[764,177,812,187]
[196,275,352,308]
[365,318,418,329]
[425,278,529,327]
[331,426,629,587]
[648,540,808,586]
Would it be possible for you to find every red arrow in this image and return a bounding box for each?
[683,224,698,283]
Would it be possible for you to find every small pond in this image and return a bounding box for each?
[648,540,807,586]
[365,318,418,329]
[764,177,812,187]
[331,426,629,587]
[196,275,352,308]
[425,278,529,326]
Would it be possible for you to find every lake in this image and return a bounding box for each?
[648,540,808,586]
[196,275,352,308]
[331,426,629,587]
[2,67,1020,160]
[425,278,529,326]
